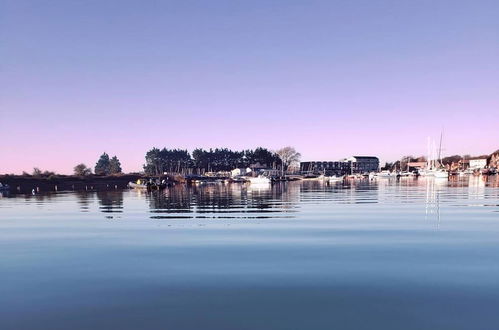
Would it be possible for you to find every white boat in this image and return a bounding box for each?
[461,168,474,176]
[378,171,395,178]
[329,175,344,182]
[248,176,271,184]
[398,171,414,177]
[432,169,448,179]
[128,181,148,189]
[418,169,430,176]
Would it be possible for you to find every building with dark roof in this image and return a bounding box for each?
[300,156,380,175]
[343,156,380,173]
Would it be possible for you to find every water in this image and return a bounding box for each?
[1,177,498,330]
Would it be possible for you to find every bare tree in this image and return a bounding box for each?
[74,163,92,176]
[276,147,301,175]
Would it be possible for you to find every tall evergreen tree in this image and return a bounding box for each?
[109,156,122,174]
[95,152,111,175]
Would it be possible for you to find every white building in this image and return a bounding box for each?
[469,158,487,169]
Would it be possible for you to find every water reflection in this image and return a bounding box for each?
[2,176,499,330]
[1,177,497,221]
[96,190,124,213]
[147,183,300,219]
[75,191,92,212]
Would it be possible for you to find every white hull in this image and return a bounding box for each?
[128,182,148,189]
[248,177,271,184]
[432,170,448,178]
[329,176,344,182]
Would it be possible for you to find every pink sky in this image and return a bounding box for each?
[1,1,498,174]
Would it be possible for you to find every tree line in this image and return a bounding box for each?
[143,147,301,176]
[18,147,302,177]
[74,152,122,176]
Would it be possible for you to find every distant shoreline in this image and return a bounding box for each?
[0,174,143,194]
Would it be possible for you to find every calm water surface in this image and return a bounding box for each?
[1,177,499,330]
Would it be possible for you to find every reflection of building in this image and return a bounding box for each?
[343,156,380,173]
[469,158,487,169]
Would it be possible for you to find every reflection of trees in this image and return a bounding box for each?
[148,186,193,217]
[23,192,56,203]
[96,190,124,213]
[247,183,300,212]
[147,183,300,219]
[75,191,93,212]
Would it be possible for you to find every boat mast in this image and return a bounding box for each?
[437,131,443,168]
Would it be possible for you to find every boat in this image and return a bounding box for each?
[433,169,448,179]
[302,174,320,180]
[128,181,148,189]
[398,171,412,177]
[418,169,431,176]
[431,132,448,179]
[378,171,395,178]
[248,176,271,184]
[128,179,168,189]
[329,175,344,182]
[317,174,329,181]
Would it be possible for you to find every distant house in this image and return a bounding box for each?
[407,161,427,169]
[469,158,487,169]
[343,156,380,173]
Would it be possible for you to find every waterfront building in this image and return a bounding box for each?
[343,156,380,173]
[469,158,487,169]
[300,161,351,175]
[301,156,380,175]
[407,161,427,170]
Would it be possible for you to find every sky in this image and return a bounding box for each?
[1,0,498,174]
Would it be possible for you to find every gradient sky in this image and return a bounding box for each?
[1,0,498,174]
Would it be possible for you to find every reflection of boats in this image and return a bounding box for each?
[248,176,271,184]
